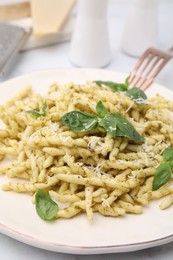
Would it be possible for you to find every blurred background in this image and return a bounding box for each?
[0,0,172,88]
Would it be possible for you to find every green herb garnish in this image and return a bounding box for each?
[152,147,173,191]
[61,111,98,132]
[96,100,107,117]
[61,101,144,143]
[94,81,128,92]
[163,147,173,168]
[35,189,58,221]
[26,101,47,118]
[126,87,148,104]
[94,77,148,104]
[98,112,143,142]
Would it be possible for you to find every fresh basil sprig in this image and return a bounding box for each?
[94,81,128,92]
[35,189,58,221]
[94,77,148,105]
[61,101,144,143]
[98,113,118,138]
[126,87,148,104]
[61,111,98,132]
[100,113,144,142]
[152,147,173,191]
[163,147,173,168]
[26,101,47,118]
[96,100,107,117]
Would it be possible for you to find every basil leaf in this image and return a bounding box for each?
[61,101,144,143]
[35,189,58,221]
[61,111,98,132]
[126,87,148,104]
[96,101,107,117]
[26,110,43,117]
[95,78,148,105]
[98,114,117,138]
[109,113,144,143]
[94,81,128,92]
[163,147,173,168]
[26,101,47,117]
[98,113,144,142]
[152,162,172,191]
[42,101,47,115]
[125,76,130,86]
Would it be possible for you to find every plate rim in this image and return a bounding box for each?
[0,68,173,255]
[1,220,173,254]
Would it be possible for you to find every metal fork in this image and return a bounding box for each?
[128,47,173,91]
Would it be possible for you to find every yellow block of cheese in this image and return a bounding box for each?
[30,0,75,35]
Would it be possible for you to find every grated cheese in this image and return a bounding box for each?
[88,162,114,179]
[138,152,149,166]
[59,135,72,143]
[88,137,105,151]
[125,101,134,113]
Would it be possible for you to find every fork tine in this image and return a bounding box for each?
[128,49,152,85]
[136,56,161,88]
[141,56,172,91]
[129,47,172,91]
[150,56,172,79]
[137,53,156,75]
[129,52,157,88]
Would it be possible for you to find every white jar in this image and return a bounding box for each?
[121,0,158,57]
[69,0,111,67]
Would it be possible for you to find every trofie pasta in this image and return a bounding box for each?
[0,81,173,221]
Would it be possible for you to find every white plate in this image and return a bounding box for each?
[1,69,173,255]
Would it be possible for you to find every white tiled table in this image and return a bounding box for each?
[0,1,173,259]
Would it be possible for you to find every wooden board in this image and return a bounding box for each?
[30,0,76,35]
[0,2,31,21]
